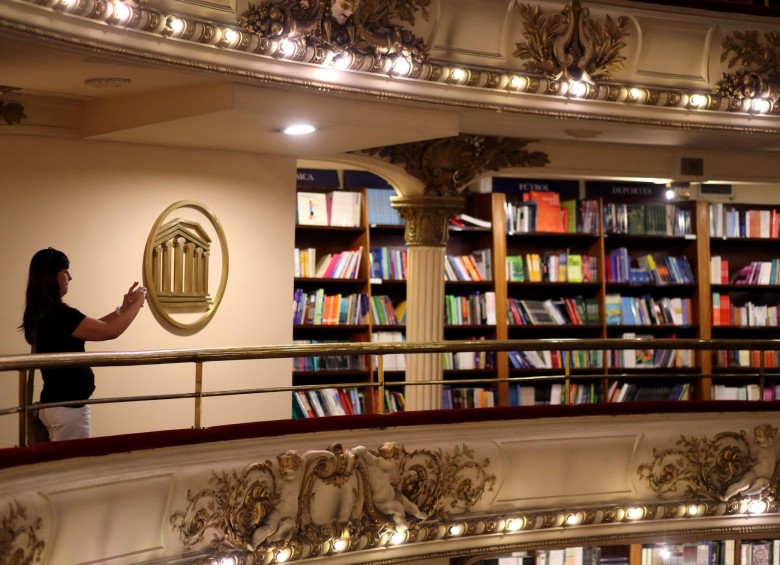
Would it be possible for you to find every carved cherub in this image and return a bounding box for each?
[721,423,780,501]
[353,442,427,530]
[250,450,305,547]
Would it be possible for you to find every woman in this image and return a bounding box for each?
[21,247,147,441]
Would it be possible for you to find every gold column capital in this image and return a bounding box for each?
[391,195,464,247]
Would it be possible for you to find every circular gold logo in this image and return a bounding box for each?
[143,201,229,330]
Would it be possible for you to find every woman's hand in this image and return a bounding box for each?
[122,282,147,311]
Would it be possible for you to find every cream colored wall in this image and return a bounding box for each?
[0,135,296,448]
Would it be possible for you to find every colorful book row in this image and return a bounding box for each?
[606,295,692,326]
[508,349,604,369]
[292,289,369,325]
[604,203,692,236]
[506,252,597,283]
[370,247,407,280]
[445,291,497,326]
[292,387,366,418]
[369,295,407,326]
[607,249,694,284]
[444,250,492,282]
[712,294,780,327]
[507,297,599,326]
[442,386,496,409]
[710,203,780,239]
[504,194,599,234]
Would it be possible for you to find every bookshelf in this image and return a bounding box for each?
[709,202,780,400]
[293,171,780,414]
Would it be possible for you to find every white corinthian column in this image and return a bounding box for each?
[393,195,464,412]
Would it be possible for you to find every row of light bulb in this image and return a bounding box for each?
[56,0,777,116]
[203,500,770,564]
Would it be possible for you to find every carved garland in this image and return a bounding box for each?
[359,135,549,197]
[638,423,780,503]
[171,442,496,563]
[0,500,45,564]
[716,30,780,103]
[238,0,432,66]
[513,0,631,82]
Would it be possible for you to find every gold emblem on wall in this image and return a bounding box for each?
[144,201,229,330]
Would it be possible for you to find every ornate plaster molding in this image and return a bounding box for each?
[0,500,45,564]
[638,423,780,504]
[170,441,495,563]
[359,135,549,197]
[514,0,631,82]
[716,30,780,107]
[8,0,780,122]
[391,195,465,247]
[238,0,431,68]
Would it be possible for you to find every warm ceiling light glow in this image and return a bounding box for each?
[665,188,676,200]
[569,81,587,97]
[687,504,698,516]
[505,517,524,531]
[565,513,579,525]
[332,54,351,70]
[112,1,131,21]
[282,124,316,135]
[389,530,407,545]
[689,94,706,108]
[752,98,771,114]
[332,538,348,552]
[509,76,527,90]
[222,28,239,45]
[391,57,411,76]
[660,548,671,559]
[279,39,295,56]
[448,523,464,536]
[749,500,768,514]
[451,68,466,81]
[275,547,291,563]
[168,17,185,34]
[627,507,645,520]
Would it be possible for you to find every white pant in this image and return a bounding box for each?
[39,406,91,441]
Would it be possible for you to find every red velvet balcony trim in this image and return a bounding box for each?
[1,401,779,471]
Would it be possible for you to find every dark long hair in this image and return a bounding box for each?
[21,247,69,345]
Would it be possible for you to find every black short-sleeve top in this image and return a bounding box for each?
[37,303,95,404]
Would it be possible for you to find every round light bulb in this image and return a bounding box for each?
[448,523,464,536]
[569,81,587,97]
[390,530,407,545]
[275,548,291,563]
[689,94,706,108]
[332,54,351,70]
[451,68,466,81]
[627,507,645,520]
[748,500,768,514]
[510,76,527,89]
[282,124,316,135]
[332,538,348,552]
[505,517,523,531]
[279,39,295,56]
[113,1,130,21]
[222,29,239,45]
[168,17,184,34]
[392,57,411,76]
[752,98,771,114]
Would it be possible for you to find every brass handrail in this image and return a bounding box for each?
[4,337,780,447]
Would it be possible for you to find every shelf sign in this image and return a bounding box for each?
[343,169,392,189]
[585,181,666,200]
[491,178,579,199]
[296,168,340,189]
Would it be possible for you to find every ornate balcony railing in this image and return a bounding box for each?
[3,337,780,447]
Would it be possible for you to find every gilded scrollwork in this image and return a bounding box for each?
[238,0,431,65]
[637,424,780,502]
[513,0,631,82]
[0,500,45,564]
[716,30,780,103]
[170,441,495,562]
[360,135,549,197]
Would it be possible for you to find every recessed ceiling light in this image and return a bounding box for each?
[282,124,317,135]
